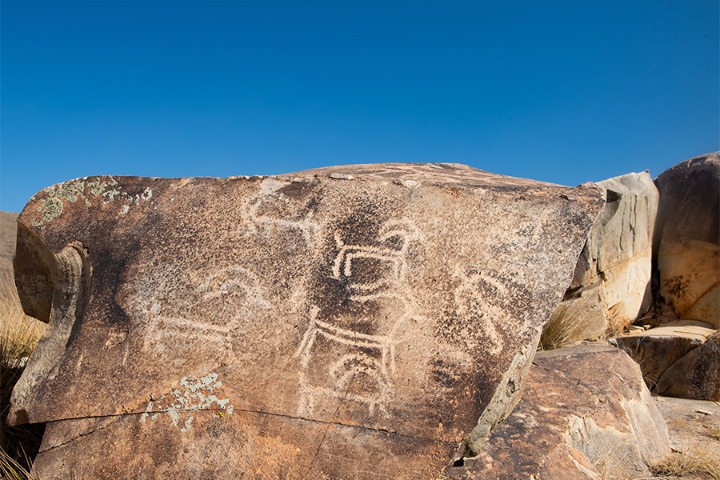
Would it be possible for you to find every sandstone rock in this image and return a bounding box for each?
[612,321,719,401]
[557,171,659,342]
[9,164,603,478]
[655,153,720,327]
[442,343,672,480]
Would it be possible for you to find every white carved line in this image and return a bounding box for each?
[142,266,272,355]
[298,384,391,417]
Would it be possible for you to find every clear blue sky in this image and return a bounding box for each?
[1,1,718,213]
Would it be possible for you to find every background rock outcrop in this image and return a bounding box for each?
[9,164,603,478]
[605,153,720,404]
[654,153,720,328]
[546,171,659,346]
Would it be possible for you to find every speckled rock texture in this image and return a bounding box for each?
[9,164,603,479]
[442,343,672,480]
[558,171,659,340]
[655,153,720,328]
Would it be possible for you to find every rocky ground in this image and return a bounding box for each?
[657,396,720,459]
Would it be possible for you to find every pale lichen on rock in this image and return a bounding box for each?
[141,373,233,432]
[29,176,154,226]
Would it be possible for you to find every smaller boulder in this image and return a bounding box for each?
[1,211,18,297]
[612,321,719,401]
[656,330,720,401]
[441,343,671,480]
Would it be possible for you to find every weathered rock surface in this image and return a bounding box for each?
[9,164,603,479]
[611,320,719,401]
[555,172,659,344]
[655,153,720,328]
[442,343,672,480]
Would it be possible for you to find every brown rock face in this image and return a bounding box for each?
[442,344,672,480]
[655,153,720,327]
[9,164,603,478]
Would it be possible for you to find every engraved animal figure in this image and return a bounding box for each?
[244,177,319,245]
[141,266,269,356]
[295,220,423,418]
[295,307,397,416]
[331,220,419,292]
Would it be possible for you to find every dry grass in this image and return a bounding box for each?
[0,273,45,367]
[704,426,720,442]
[0,271,45,479]
[0,448,34,480]
[540,300,604,350]
[650,448,720,480]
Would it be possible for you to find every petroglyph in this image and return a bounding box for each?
[141,266,270,356]
[296,220,424,417]
[196,266,271,309]
[243,177,320,245]
[295,307,399,416]
[141,373,233,432]
[332,220,420,292]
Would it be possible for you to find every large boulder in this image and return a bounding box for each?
[9,164,603,479]
[442,343,672,480]
[655,152,720,327]
[611,320,719,401]
[548,172,658,345]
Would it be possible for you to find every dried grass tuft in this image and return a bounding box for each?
[540,300,602,351]
[0,447,34,480]
[650,447,720,480]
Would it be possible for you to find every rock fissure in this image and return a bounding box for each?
[40,405,455,447]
